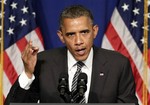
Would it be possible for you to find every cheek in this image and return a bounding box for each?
[64,39,74,48]
[85,35,94,44]
[65,43,75,53]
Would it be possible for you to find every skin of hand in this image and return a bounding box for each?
[21,41,39,79]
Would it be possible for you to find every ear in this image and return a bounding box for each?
[57,30,65,43]
[93,25,99,39]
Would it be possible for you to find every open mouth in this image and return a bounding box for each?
[75,48,86,56]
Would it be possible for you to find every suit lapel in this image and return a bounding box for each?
[53,47,68,81]
[88,47,110,103]
[57,47,68,71]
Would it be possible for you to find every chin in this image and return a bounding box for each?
[75,56,88,61]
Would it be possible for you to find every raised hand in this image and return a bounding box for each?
[21,40,39,78]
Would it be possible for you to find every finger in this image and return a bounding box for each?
[25,46,39,58]
[22,43,29,58]
[22,41,33,59]
[31,46,39,55]
[26,41,35,55]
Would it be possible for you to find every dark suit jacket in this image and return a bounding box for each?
[5,46,138,105]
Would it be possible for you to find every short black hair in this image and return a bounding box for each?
[59,5,94,28]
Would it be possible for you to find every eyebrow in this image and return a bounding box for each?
[65,29,90,36]
[65,32,75,36]
[80,29,90,33]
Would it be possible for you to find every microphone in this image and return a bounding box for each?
[58,72,69,96]
[77,73,87,97]
[58,72,71,103]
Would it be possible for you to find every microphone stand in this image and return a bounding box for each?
[60,92,71,103]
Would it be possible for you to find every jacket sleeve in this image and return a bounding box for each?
[4,76,39,105]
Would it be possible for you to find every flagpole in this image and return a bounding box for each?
[0,0,4,104]
[143,0,148,105]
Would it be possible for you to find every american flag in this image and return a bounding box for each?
[2,0,44,101]
[102,0,150,104]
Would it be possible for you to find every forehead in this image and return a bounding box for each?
[61,16,92,29]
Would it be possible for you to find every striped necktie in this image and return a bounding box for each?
[71,61,86,103]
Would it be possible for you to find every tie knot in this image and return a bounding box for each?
[77,61,84,68]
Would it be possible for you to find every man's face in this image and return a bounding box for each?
[57,16,98,61]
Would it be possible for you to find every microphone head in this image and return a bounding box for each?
[77,73,87,96]
[78,72,87,84]
[58,72,69,96]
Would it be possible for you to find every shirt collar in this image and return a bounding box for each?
[68,48,93,71]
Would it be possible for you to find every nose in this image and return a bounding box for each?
[75,34,83,46]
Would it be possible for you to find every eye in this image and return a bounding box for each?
[66,32,75,36]
[81,30,90,35]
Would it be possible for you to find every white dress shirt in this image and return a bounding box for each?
[19,48,93,103]
[68,48,93,103]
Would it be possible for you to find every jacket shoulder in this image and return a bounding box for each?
[95,47,129,63]
[37,47,67,60]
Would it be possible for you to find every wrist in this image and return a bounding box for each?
[25,71,33,79]
[19,71,35,90]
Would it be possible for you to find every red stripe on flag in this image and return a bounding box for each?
[16,37,28,52]
[35,27,44,46]
[4,52,18,85]
[105,22,149,102]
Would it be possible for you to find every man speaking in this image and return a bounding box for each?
[5,5,138,105]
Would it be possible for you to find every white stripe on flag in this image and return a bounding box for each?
[101,34,114,50]
[3,72,12,98]
[6,43,24,76]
